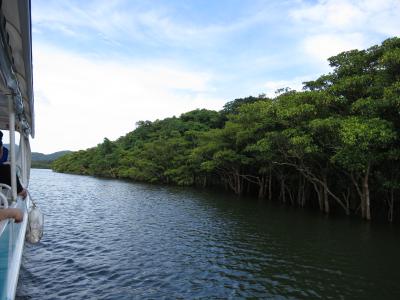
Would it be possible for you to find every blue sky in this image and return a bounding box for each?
[30,0,400,153]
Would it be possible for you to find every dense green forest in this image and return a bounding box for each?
[53,38,400,222]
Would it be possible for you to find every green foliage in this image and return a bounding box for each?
[53,37,400,222]
[333,117,396,172]
[31,161,52,169]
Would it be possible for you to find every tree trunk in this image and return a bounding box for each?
[342,188,350,215]
[297,176,305,207]
[233,171,243,195]
[363,165,371,220]
[351,172,365,218]
[323,174,329,214]
[301,183,307,207]
[203,176,207,188]
[388,188,394,223]
[268,171,272,202]
[263,176,268,200]
[246,180,251,194]
[286,185,294,205]
[223,176,229,191]
[280,178,286,203]
[297,176,302,207]
[258,176,266,199]
[312,182,323,211]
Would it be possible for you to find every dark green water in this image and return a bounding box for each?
[17,169,400,299]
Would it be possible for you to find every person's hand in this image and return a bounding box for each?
[8,208,23,223]
[18,188,27,199]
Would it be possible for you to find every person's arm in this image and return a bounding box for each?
[0,208,23,223]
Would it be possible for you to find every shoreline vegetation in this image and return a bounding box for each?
[53,38,400,223]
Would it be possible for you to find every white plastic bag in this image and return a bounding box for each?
[26,204,44,243]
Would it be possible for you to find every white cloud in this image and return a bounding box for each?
[290,0,364,30]
[31,44,225,153]
[291,0,400,33]
[32,0,267,49]
[302,33,367,62]
[290,0,400,65]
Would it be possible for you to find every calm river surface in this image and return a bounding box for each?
[16,169,400,299]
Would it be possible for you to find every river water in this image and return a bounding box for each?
[16,169,400,299]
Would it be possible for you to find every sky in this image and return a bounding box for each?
[30,0,400,154]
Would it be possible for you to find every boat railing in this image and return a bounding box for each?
[0,183,12,201]
[0,185,9,206]
[0,184,11,236]
[0,181,12,218]
[0,192,30,300]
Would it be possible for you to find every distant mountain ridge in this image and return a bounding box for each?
[31,150,71,169]
[31,150,71,161]
[4,144,71,161]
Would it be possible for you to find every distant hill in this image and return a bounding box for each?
[31,150,71,161]
[3,144,71,168]
[5,144,71,161]
[30,150,71,169]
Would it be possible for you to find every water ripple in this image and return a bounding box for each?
[15,169,400,299]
